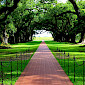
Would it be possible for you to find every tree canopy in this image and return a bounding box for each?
[0,0,85,44]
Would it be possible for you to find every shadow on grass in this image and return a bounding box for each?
[11,41,41,45]
[45,41,85,52]
[0,41,41,58]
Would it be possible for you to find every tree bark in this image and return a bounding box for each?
[0,0,20,22]
[1,29,8,45]
[79,32,85,43]
[9,36,15,44]
[14,31,20,43]
[70,34,76,43]
[69,0,80,18]
[81,33,85,44]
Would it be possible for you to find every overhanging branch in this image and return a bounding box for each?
[0,0,20,14]
[68,0,80,18]
[0,0,20,22]
[56,11,77,17]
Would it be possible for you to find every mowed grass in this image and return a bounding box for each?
[45,41,85,59]
[45,41,85,85]
[0,41,41,58]
[33,37,53,41]
[0,41,41,85]
[0,60,31,85]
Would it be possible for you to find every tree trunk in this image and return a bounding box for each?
[30,34,32,41]
[81,34,85,44]
[2,37,8,44]
[9,36,15,44]
[15,33,19,43]
[70,34,76,43]
[14,29,20,43]
[1,29,8,45]
[65,35,69,42]
[69,0,80,18]
[79,33,85,44]
[79,32,84,43]
[52,33,58,41]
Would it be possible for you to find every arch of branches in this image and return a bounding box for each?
[0,0,85,45]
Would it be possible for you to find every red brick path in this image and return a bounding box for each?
[15,41,73,85]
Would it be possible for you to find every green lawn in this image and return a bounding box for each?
[0,41,41,58]
[45,41,85,85]
[45,41,85,60]
[0,40,85,85]
[0,59,30,85]
[0,41,41,85]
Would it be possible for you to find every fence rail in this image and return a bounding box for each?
[56,48,85,85]
[0,49,31,85]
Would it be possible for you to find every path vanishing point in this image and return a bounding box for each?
[15,41,73,85]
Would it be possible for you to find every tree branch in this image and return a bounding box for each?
[0,0,20,22]
[56,11,77,17]
[68,0,80,18]
[0,0,20,14]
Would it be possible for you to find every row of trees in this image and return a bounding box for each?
[0,0,85,45]
[0,0,37,44]
[33,0,85,43]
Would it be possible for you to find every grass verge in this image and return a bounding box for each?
[0,41,41,58]
[0,41,41,85]
[45,41,85,85]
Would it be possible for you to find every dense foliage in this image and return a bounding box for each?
[0,0,85,44]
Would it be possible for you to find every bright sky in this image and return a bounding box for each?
[34,32,52,37]
[58,0,67,3]
[35,0,68,3]
[33,30,52,37]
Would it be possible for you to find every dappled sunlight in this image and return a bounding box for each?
[46,41,85,85]
[15,41,73,85]
[0,41,41,58]
[1,0,85,84]
[12,45,30,47]
[33,37,53,41]
[45,41,85,59]
[12,45,38,47]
